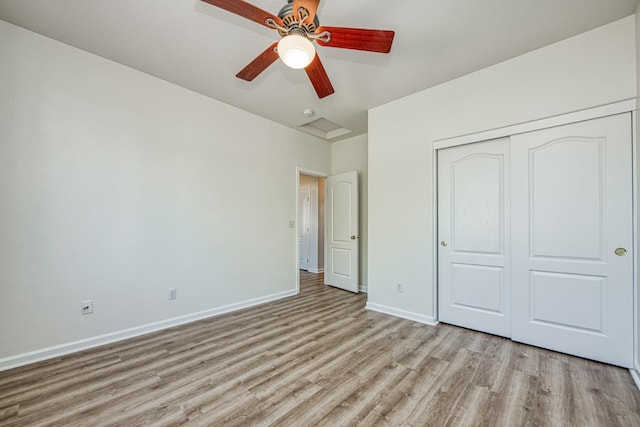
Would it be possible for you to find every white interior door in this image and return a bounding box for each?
[438,138,511,337]
[325,170,359,293]
[298,189,310,270]
[511,114,633,367]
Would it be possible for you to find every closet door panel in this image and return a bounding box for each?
[510,113,633,368]
[438,138,510,337]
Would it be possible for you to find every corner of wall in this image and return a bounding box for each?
[330,134,369,290]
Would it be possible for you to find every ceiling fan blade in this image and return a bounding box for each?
[236,42,279,81]
[292,0,320,24]
[200,0,282,29]
[316,26,395,53]
[305,54,334,99]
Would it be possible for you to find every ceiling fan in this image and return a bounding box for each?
[201,0,395,98]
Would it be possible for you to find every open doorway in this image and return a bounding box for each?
[296,168,328,294]
[298,173,325,274]
[296,168,361,294]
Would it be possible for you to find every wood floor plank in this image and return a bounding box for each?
[406,347,483,426]
[316,362,411,426]
[1,271,639,426]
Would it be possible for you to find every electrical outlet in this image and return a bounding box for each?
[396,283,403,293]
[168,288,177,300]
[81,300,93,315]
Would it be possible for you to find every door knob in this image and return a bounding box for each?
[615,248,627,256]
[441,241,447,247]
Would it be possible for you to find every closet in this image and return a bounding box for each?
[437,113,633,368]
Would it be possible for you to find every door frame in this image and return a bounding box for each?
[432,99,638,375]
[295,167,329,294]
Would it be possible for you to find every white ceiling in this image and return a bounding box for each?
[1,0,638,141]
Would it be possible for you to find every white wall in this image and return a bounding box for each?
[368,16,636,321]
[332,134,368,291]
[0,20,331,363]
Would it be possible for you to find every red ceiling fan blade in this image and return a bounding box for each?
[200,0,282,29]
[305,54,334,99]
[292,0,320,24]
[236,42,279,81]
[316,26,395,53]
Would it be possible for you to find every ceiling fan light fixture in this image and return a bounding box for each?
[277,34,316,69]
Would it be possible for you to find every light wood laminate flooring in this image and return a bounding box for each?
[1,271,639,426]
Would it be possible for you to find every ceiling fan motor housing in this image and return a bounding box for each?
[277,1,319,37]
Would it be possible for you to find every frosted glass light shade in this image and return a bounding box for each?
[278,34,316,69]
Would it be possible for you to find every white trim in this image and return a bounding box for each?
[434,99,636,150]
[0,288,297,372]
[365,302,438,326]
[359,284,368,293]
[631,369,640,391]
[633,109,639,373]
[308,268,324,274]
[432,139,439,323]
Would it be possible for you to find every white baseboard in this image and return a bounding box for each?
[365,302,437,326]
[0,288,297,372]
[631,369,640,391]
[308,268,324,274]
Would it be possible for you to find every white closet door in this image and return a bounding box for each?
[438,138,511,337]
[511,114,633,368]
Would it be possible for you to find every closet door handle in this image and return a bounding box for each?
[441,241,448,247]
